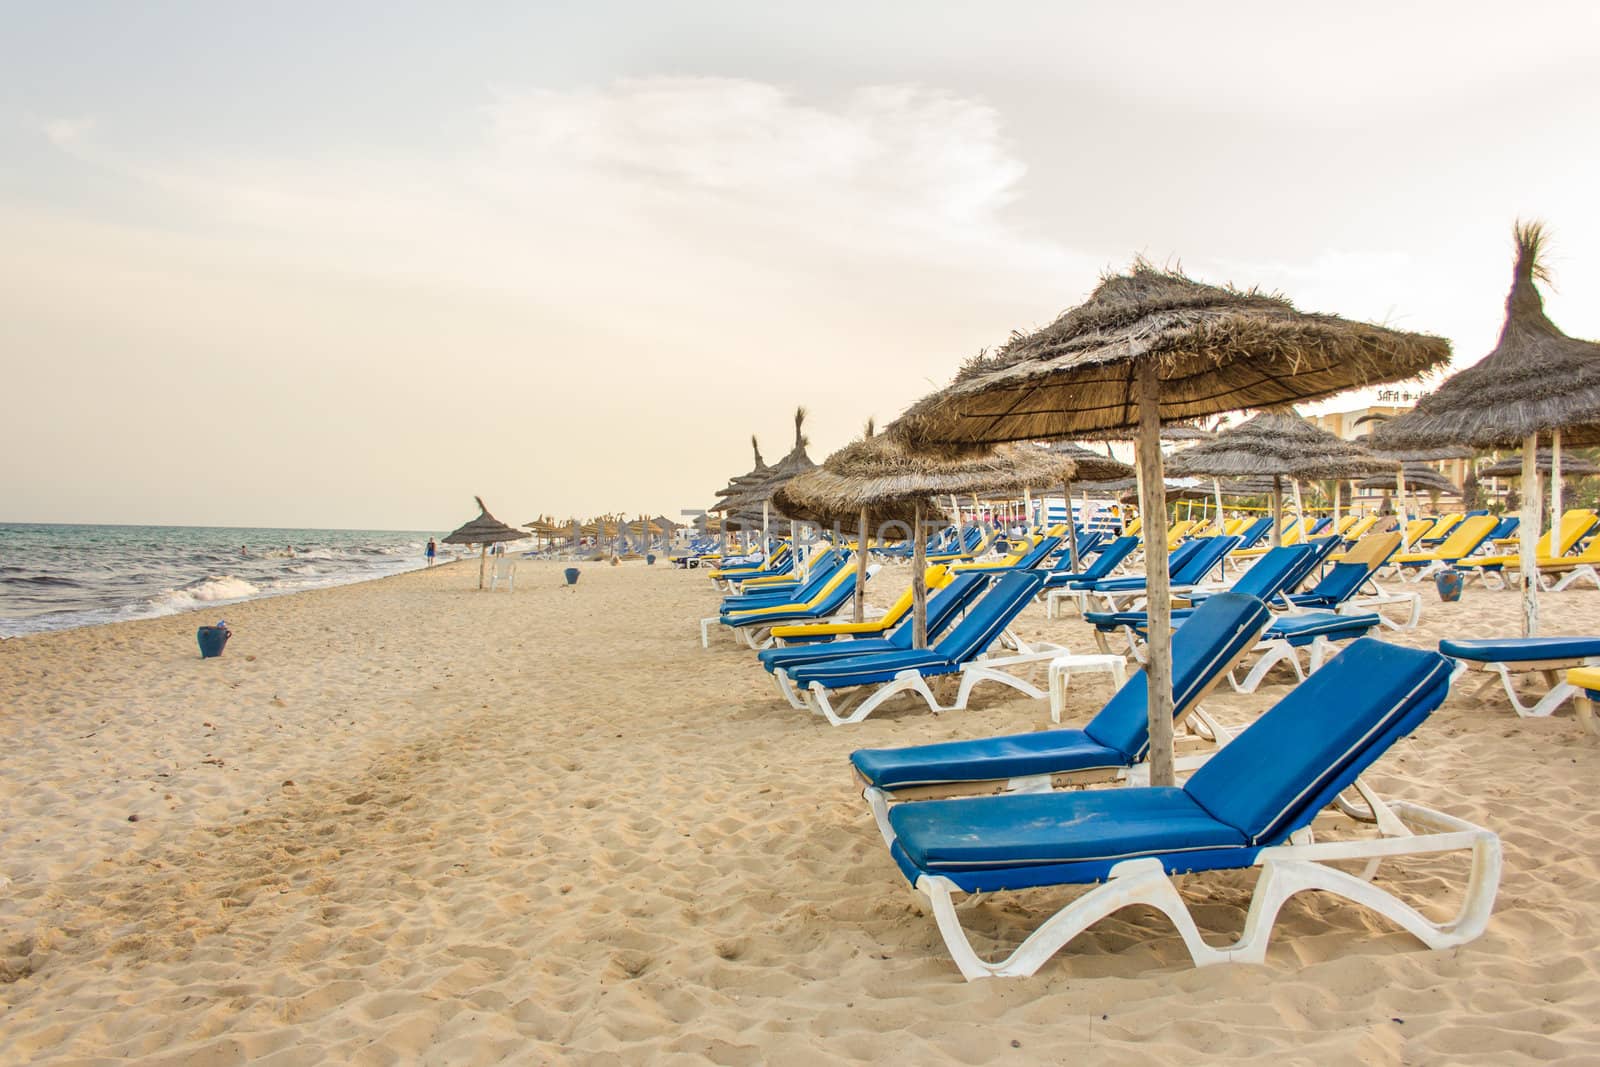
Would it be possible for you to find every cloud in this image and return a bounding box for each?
[38,115,94,148]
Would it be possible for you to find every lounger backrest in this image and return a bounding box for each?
[1010,535,1064,570]
[1341,531,1404,570]
[931,571,1046,663]
[1064,536,1137,579]
[1307,517,1332,535]
[1084,593,1273,760]
[1284,536,1342,592]
[1300,561,1369,605]
[1170,536,1239,585]
[1184,639,1454,845]
[1235,516,1273,549]
[1548,509,1599,556]
[1432,515,1499,559]
[887,571,992,649]
[1230,546,1312,600]
[1488,516,1519,541]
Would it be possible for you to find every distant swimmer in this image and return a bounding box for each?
[241,545,248,557]
[286,544,295,558]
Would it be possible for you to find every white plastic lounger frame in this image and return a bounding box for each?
[1342,592,1422,632]
[1449,655,1600,718]
[915,799,1500,981]
[800,641,1071,727]
[1227,632,1348,694]
[1547,564,1600,592]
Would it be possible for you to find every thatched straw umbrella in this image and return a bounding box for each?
[1370,223,1600,635]
[1356,463,1460,501]
[1478,450,1600,480]
[1043,442,1135,571]
[1166,407,1395,543]
[708,435,768,550]
[1351,431,1474,549]
[443,496,525,589]
[891,260,1448,787]
[775,435,1075,646]
[725,408,818,558]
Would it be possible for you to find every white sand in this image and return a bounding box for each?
[3,558,1600,1064]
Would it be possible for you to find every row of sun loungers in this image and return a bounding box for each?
[673,507,1600,978]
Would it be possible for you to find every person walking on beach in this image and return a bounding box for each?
[425,538,437,566]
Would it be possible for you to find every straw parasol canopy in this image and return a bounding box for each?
[890,259,1448,788]
[774,434,1076,645]
[893,261,1450,445]
[1160,423,1217,442]
[1478,450,1600,480]
[443,496,525,589]
[1357,464,1460,495]
[1045,441,1137,482]
[1367,226,1600,452]
[1369,222,1600,636]
[1166,408,1394,543]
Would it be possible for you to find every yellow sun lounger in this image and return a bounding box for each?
[1456,510,1599,589]
[769,565,952,642]
[1383,515,1500,581]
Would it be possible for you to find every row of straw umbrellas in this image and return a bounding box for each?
[717,221,1599,789]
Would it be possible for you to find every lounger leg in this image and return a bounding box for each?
[1552,565,1599,592]
[1233,804,1501,963]
[954,662,1050,711]
[809,671,944,726]
[1488,663,1580,718]
[773,669,807,710]
[917,859,1229,980]
[1230,641,1303,694]
[700,617,718,648]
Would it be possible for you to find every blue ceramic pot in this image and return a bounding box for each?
[197,626,231,658]
[1434,569,1464,603]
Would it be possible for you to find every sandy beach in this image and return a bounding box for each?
[3,558,1600,1064]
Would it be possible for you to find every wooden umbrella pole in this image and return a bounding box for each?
[1332,480,1342,536]
[1271,475,1283,547]
[478,544,487,589]
[855,505,869,623]
[1521,434,1541,637]
[1213,478,1225,534]
[912,499,929,648]
[1396,468,1411,551]
[1135,361,1176,789]
[1063,479,1081,573]
[1024,486,1033,531]
[762,499,772,567]
[1551,429,1564,536]
[1292,479,1306,532]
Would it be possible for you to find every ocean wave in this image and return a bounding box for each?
[149,575,261,612]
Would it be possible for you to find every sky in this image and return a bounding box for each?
[3,2,1599,530]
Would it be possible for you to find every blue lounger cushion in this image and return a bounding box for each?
[852,593,1271,789]
[1264,612,1381,645]
[1439,636,1600,662]
[886,638,1453,893]
[786,571,1044,691]
[757,572,991,674]
[892,787,1247,871]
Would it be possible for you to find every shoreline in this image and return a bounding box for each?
[3,559,1600,1061]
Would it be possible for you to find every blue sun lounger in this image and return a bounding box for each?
[1083,545,1310,656]
[787,570,1056,725]
[1439,635,1600,718]
[713,562,880,649]
[1074,535,1240,613]
[717,550,842,612]
[877,638,1500,980]
[1041,536,1139,615]
[761,572,993,707]
[851,592,1273,836]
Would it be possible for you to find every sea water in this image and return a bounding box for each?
[0,524,455,637]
